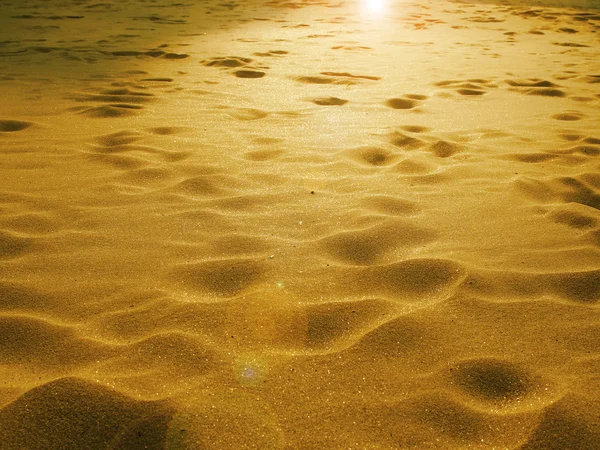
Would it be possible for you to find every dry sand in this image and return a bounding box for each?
[1,0,599,448]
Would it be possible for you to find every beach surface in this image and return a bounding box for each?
[0,0,599,448]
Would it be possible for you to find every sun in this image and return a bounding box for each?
[363,0,386,14]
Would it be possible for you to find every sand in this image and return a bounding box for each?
[0,0,599,448]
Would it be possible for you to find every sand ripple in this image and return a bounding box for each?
[1,0,599,448]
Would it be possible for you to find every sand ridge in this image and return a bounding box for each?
[1,0,599,448]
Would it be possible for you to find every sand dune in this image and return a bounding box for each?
[1,0,599,448]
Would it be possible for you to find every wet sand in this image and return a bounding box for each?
[0,0,599,448]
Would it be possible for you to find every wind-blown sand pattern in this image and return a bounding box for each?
[1,0,599,448]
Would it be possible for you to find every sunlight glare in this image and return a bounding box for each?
[363,0,386,15]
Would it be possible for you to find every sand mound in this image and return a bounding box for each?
[0,377,174,450]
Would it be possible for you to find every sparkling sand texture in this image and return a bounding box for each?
[0,0,599,448]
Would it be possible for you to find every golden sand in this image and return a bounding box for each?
[0,0,599,448]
